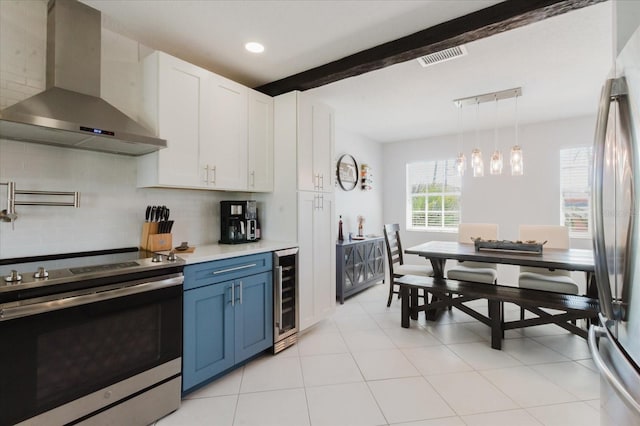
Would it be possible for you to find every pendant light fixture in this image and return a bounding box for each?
[471,101,484,177]
[452,87,522,178]
[510,94,524,175]
[455,101,466,176]
[489,97,503,175]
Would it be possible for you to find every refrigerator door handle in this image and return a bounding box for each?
[588,324,640,414]
[592,77,616,319]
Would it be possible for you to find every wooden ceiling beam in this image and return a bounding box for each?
[255,0,605,96]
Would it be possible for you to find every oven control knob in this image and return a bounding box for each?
[5,270,22,283]
[167,250,177,262]
[152,253,163,263]
[34,266,49,279]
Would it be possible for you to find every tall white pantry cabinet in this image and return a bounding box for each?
[269,91,336,331]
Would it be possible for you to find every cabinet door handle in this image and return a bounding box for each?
[203,165,209,183]
[250,171,255,187]
[212,263,258,275]
[210,165,216,184]
[238,281,243,304]
[230,284,235,307]
[319,174,324,191]
[277,266,283,329]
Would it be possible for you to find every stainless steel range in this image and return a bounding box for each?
[0,247,185,426]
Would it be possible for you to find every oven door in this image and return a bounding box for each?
[0,274,183,426]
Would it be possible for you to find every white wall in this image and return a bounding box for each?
[382,115,596,290]
[334,127,384,238]
[0,0,247,258]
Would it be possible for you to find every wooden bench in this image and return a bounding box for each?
[395,275,599,350]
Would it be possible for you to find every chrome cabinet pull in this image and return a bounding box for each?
[239,281,243,304]
[210,165,217,184]
[250,171,255,187]
[203,165,209,183]
[212,263,258,275]
[231,283,235,306]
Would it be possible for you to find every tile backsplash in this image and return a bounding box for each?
[0,139,246,258]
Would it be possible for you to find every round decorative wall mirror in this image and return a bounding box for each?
[336,154,359,191]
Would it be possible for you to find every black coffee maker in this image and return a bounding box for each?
[219,200,258,244]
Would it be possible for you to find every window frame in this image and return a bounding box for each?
[559,146,593,239]
[406,159,461,233]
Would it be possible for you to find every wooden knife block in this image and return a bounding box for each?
[141,222,172,251]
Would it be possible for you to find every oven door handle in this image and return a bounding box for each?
[0,276,183,321]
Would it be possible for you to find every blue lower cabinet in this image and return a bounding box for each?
[182,254,273,393]
[183,282,234,391]
[234,272,273,363]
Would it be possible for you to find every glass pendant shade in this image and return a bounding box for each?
[456,152,467,176]
[490,150,503,175]
[510,145,524,175]
[471,149,484,177]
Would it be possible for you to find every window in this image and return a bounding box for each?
[407,160,461,231]
[560,147,593,237]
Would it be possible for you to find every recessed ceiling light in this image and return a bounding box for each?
[245,42,265,53]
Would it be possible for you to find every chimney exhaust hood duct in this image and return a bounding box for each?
[0,0,166,156]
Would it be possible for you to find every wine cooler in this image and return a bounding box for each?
[273,247,299,353]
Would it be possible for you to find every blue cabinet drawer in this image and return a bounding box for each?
[184,253,272,290]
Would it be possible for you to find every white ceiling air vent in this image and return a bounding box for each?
[417,45,468,68]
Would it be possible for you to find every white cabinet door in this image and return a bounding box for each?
[311,103,334,193]
[139,52,208,188]
[297,94,335,192]
[298,191,336,331]
[247,89,274,192]
[312,192,336,321]
[201,74,248,190]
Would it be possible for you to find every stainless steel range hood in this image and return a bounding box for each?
[0,0,166,156]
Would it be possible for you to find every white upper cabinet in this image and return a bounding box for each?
[247,89,274,192]
[297,95,334,193]
[137,51,273,192]
[138,52,207,188]
[201,73,248,190]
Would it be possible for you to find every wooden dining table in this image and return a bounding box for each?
[406,240,595,286]
[404,240,597,320]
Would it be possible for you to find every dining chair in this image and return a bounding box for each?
[383,224,432,307]
[518,225,579,318]
[447,223,499,284]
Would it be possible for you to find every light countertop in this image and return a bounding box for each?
[170,240,298,265]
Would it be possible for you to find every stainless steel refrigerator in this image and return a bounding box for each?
[589,8,640,425]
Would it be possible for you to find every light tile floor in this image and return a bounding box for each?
[156,283,600,426]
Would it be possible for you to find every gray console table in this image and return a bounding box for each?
[336,236,385,304]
